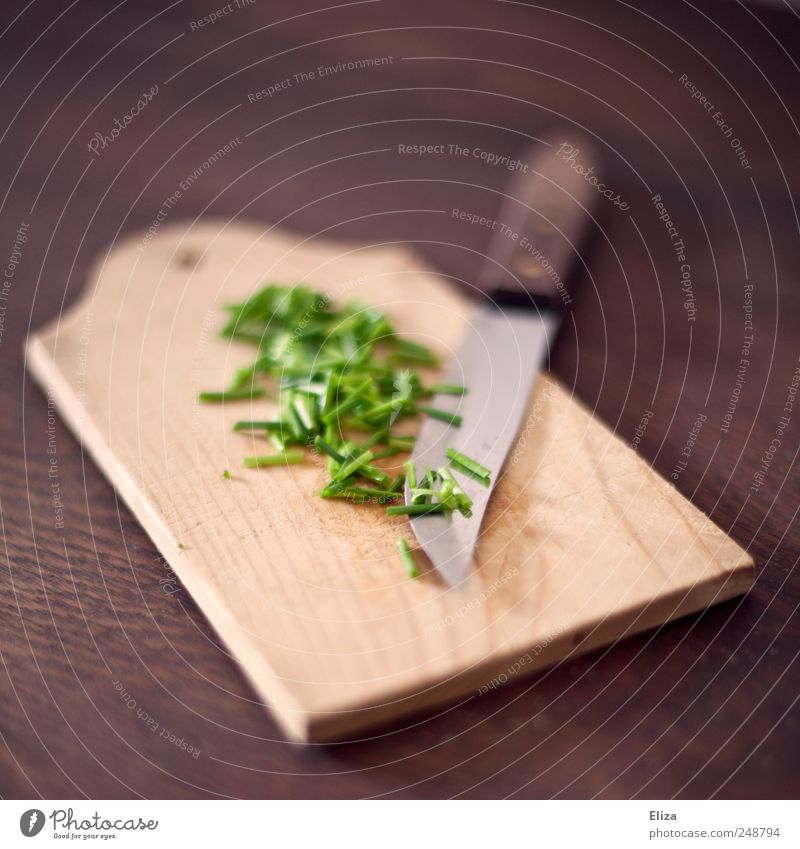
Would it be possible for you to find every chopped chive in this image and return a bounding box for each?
[320,378,371,424]
[284,409,305,439]
[370,447,401,461]
[333,449,374,482]
[291,394,317,432]
[413,466,438,502]
[404,460,417,491]
[364,398,405,421]
[322,373,338,415]
[243,451,304,468]
[199,387,266,402]
[222,469,232,479]
[342,458,390,487]
[429,383,467,396]
[418,405,463,427]
[362,428,389,451]
[449,461,491,487]
[233,420,285,432]
[268,433,287,451]
[386,503,448,517]
[396,537,419,578]
[389,340,439,365]
[446,447,491,481]
[338,417,375,432]
[438,467,473,517]
[321,485,402,502]
[201,284,496,531]
[314,436,345,463]
[361,466,391,488]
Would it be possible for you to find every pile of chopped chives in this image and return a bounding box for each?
[201,284,492,577]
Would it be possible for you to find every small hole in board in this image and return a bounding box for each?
[175,249,203,270]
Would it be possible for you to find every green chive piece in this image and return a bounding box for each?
[365,398,405,421]
[321,485,402,502]
[222,469,232,479]
[314,436,345,463]
[362,428,389,451]
[338,417,374,432]
[446,447,491,481]
[389,340,439,366]
[233,420,285,432]
[321,378,371,424]
[429,383,467,396]
[386,503,448,517]
[438,467,473,517]
[404,460,417,491]
[333,450,374,482]
[291,394,317,432]
[449,462,491,487]
[418,406,463,427]
[199,387,266,402]
[396,537,419,578]
[202,284,488,525]
[370,447,401,461]
[268,433,287,451]
[356,465,391,487]
[243,451,304,468]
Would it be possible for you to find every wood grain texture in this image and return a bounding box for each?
[26,221,752,741]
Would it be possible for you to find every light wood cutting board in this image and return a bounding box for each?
[26,219,754,742]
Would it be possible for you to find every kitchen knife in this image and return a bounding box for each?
[406,132,601,586]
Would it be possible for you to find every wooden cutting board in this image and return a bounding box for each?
[26,220,754,742]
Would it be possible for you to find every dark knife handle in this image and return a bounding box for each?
[476,130,602,312]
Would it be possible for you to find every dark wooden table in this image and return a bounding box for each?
[1,0,798,799]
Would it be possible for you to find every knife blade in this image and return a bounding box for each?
[407,132,601,586]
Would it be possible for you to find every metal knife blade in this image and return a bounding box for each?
[406,131,600,586]
[407,306,559,586]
